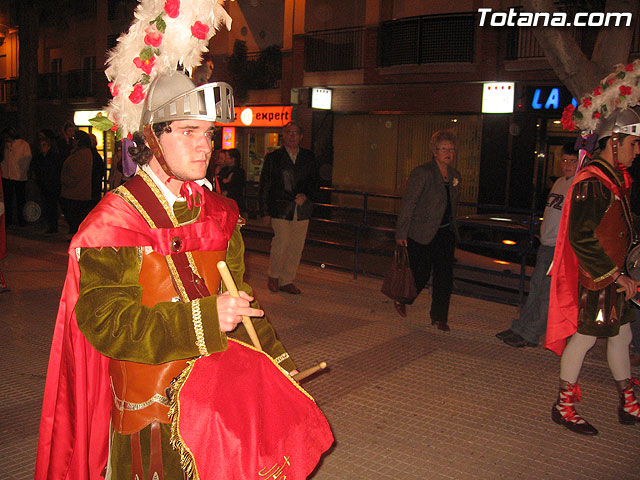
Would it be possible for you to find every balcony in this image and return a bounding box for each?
[304,27,366,72]
[378,13,475,67]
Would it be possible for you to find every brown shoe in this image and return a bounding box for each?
[394,302,406,317]
[279,283,301,294]
[631,353,640,367]
[268,276,279,292]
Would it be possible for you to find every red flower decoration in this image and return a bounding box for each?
[582,97,592,107]
[626,63,634,72]
[191,21,209,40]
[560,104,576,131]
[133,55,156,75]
[593,112,601,119]
[608,78,615,86]
[110,125,119,132]
[108,82,119,97]
[164,0,180,18]
[144,26,163,47]
[129,84,146,104]
[620,85,632,96]
[593,86,602,96]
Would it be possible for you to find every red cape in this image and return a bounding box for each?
[545,163,627,355]
[35,187,238,479]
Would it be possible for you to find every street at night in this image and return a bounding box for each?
[1,226,638,479]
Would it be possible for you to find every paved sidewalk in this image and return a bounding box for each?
[0,229,638,479]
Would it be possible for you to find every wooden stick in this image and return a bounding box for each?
[293,362,327,382]
[217,261,262,351]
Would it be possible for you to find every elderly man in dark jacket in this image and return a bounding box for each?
[259,122,318,294]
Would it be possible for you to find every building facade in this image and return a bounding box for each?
[1,0,639,210]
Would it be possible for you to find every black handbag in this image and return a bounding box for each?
[381,245,417,304]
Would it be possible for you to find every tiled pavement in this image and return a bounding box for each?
[1,227,639,479]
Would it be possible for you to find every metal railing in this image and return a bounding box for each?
[241,184,539,306]
[304,27,366,72]
[378,13,475,66]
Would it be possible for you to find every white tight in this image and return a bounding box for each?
[560,323,632,383]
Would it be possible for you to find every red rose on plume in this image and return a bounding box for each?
[593,112,601,119]
[108,82,119,97]
[582,97,592,107]
[164,0,180,18]
[129,84,146,104]
[626,63,634,72]
[191,21,209,40]
[560,104,576,131]
[593,86,602,96]
[620,85,632,96]
[134,55,156,75]
[144,26,163,47]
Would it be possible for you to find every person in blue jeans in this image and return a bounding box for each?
[496,143,578,347]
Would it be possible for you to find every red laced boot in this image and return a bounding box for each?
[616,378,640,425]
[551,380,598,435]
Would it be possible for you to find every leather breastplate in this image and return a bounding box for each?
[578,196,630,290]
[109,248,226,434]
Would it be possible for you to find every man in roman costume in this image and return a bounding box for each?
[547,62,640,435]
[35,1,332,478]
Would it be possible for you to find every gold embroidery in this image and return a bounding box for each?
[192,298,208,356]
[168,359,201,480]
[115,184,157,228]
[138,170,204,282]
[259,456,291,479]
[138,169,181,227]
[592,265,619,284]
[110,378,170,411]
[273,353,290,364]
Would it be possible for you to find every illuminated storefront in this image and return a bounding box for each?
[216,105,293,182]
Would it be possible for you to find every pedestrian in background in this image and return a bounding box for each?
[88,132,106,207]
[32,129,63,234]
[206,148,226,192]
[57,122,76,161]
[259,121,318,295]
[1,127,32,227]
[394,130,462,332]
[219,147,247,214]
[60,130,94,235]
[496,142,578,347]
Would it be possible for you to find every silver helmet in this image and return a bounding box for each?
[594,106,640,139]
[139,71,235,130]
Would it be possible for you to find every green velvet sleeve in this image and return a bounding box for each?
[568,179,618,281]
[223,226,297,372]
[75,246,227,365]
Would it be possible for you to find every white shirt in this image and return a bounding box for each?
[141,164,212,209]
[1,138,32,181]
[540,176,573,247]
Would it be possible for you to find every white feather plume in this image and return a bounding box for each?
[103,0,232,138]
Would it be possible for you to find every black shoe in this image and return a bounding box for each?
[551,404,598,435]
[503,333,537,348]
[495,329,514,341]
[432,320,450,332]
